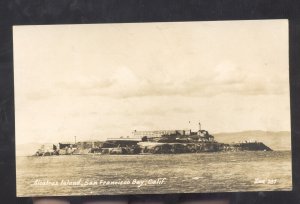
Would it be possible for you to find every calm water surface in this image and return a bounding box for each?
[16,151,292,196]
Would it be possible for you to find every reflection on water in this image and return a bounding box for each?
[16,151,292,196]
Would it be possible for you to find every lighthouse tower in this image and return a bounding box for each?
[197,122,204,136]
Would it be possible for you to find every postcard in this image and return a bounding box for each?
[14,20,291,196]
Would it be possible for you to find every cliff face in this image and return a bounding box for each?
[228,142,272,151]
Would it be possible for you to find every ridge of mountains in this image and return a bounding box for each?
[213,130,291,151]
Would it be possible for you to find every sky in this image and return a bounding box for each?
[13,20,290,144]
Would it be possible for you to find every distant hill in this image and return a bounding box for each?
[16,143,54,156]
[213,130,291,151]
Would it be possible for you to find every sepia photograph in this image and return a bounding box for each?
[13,20,291,197]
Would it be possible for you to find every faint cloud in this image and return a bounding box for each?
[43,64,289,99]
[25,91,55,100]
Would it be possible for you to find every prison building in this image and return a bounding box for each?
[133,129,192,138]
